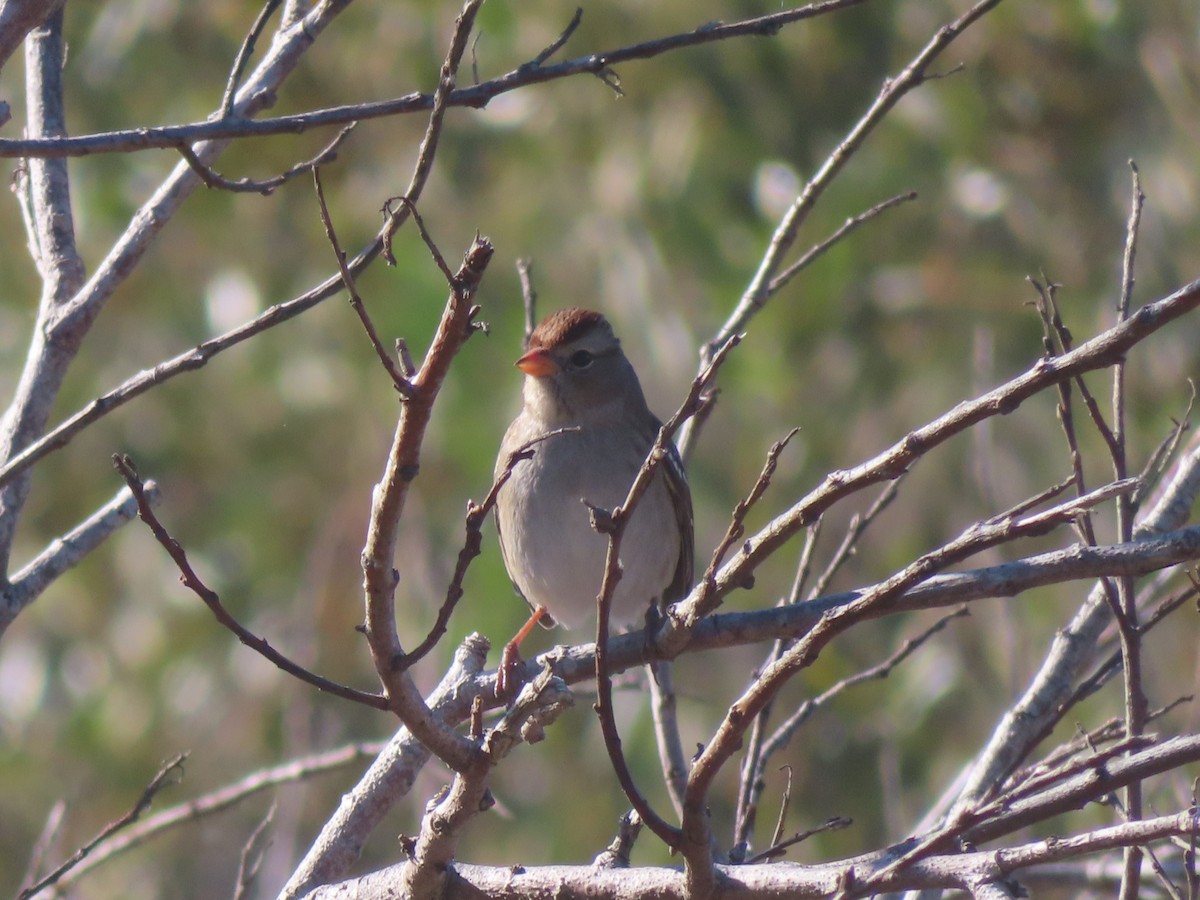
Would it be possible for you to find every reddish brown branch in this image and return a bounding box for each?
[112,454,388,710]
[359,234,492,773]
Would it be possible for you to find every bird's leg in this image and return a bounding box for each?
[641,600,663,666]
[497,605,547,699]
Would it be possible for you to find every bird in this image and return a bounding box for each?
[494,307,693,694]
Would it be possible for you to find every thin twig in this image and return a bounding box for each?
[232,805,275,900]
[516,257,537,348]
[178,123,355,195]
[1028,277,1100,545]
[593,334,743,857]
[18,754,187,900]
[700,427,800,592]
[384,196,456,285]
[527,7,583,68]
[313,167,415,396]
[748,815,852,864]
[380,0,484,265]
[18,800,65,896]
[220,0,283,119]
[805,478,901,601]
[1133,383,1194,510]
[112,454,389,710]
[788,517,823,604]
[1115,159,1147,900]
[51,741,383,893]
[399,428,578,669]
[647,659,688,819]
[767,191,917,296]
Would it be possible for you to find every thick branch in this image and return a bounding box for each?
[0,0,62,73]
[0,6,86,577]
[299,804,1200,899]
[360,236,492,772]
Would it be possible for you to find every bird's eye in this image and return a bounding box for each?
[569,349,595,369]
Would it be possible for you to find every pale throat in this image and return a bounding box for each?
[523,375,626,427]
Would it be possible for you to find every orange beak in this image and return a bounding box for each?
[515,348,558,377]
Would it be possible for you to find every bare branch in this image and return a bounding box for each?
[0,0,366,633]
[706,0,1004,362]
[280,637,490,900]
[667,277,1200,645]
[396,669,573,900]
[359,235,492,772]
[313,167,415,397]
[932,428,1200,835]
[19,754,187,900]
[178,123,355,195]
[0,6,86,576]
[307,803,1200,898]
[50,741,383,893]
[112,454,388,710]
[0,1,876,161]
[220,0,283,119]
[592,334,742,858]
[683,478,1140,874]
[1114,158,1148,900]
[0,0,62,73]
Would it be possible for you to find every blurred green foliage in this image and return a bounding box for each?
[0,0,1198,896]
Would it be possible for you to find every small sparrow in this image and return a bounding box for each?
[494,308,693,690]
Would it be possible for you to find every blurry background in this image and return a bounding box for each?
[0,1,1198,896]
